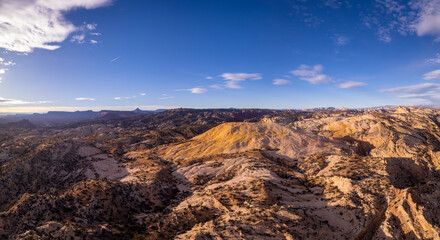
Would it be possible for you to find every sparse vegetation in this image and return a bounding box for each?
[1,107,440,239]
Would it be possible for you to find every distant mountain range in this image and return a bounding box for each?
[0,108,166,126]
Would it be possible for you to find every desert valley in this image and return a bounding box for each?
[0,107,440,239]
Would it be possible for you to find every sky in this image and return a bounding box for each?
[1,0,440,113]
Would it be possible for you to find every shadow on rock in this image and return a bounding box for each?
[385,157,428,189]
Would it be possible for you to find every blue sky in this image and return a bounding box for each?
[1,0,440,113]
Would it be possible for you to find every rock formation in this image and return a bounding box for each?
[1,107,440,239]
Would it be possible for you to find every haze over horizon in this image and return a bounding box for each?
[1,0,440,113]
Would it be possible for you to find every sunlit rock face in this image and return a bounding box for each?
[1,107,440,239]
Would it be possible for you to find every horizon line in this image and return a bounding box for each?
[0,104,434,115]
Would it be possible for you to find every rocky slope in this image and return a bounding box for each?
[1,107,440,239]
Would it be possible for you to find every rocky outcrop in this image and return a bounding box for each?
[1,107,440,239]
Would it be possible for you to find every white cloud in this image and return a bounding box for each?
[377,28,392,42]
[71,34,86,44]
[381,83,440,93]
[140,93,146,96]
[272,79,291,85]
[184,87,208,94]
[3,61,16,66]
[379,0,406,13]
[338,81,367,88]
[220,73,262,89]
[364,0,440,42]
[405,98,434,106]
[324,0,346,8]
[75,97,96,101]
[400,93,440,105]
[0,0,111,53]
[221,73,262,81]
[423,69,440,80]
[332,34,350,46]
[71,23,99,44]
[411,0,440,38]
[290,64,333,84]
[86,23,97,30]
[160,94,175,100]
[397,92,440,105]
[0,58,15,83]
[206,76,213,79]
[90,32,102,36]
[363,14,395,42]
[428,53,440,64]
[0,97,52,106]
[399,93,440,98]
[114,96,133,100]
[110,56,121,62]
[225,81,243,89]
[381,82,440,105]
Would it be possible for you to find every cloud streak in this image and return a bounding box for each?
[272,79,291,85]
[381,83,440,94]
[114,96,135,100]
[220,73,262,89]
[0,97,52,106]
[75,98,96,101]
[210,84,224,90]
[159,94,175,100]
[423,69,440,80]
[338,81,367,88]
[381,82,440,105]
[110,56,121,63]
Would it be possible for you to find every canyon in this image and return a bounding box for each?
[0,107,440,239]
